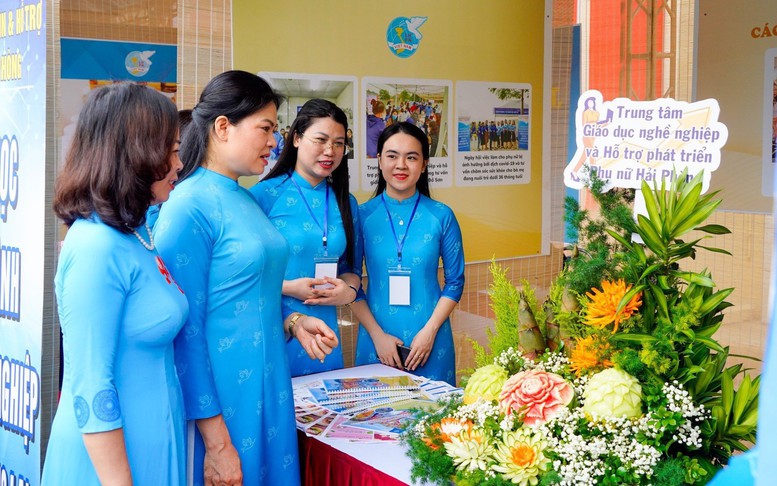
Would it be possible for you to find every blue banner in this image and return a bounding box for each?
[61,38,176,82]
[0,0,47,484]
[457,121,471,151]
[494,107,521,116]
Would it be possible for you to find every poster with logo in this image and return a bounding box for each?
[59,39,177,166]
[233,1,551,260]
[0,0,46,484]
[765,48,777,183]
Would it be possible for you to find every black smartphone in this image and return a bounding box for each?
[397,344,412,368]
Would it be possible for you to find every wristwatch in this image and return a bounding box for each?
[288,312,303,339]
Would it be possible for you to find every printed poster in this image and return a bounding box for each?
[455,81,531,186]
[0,1,47,484]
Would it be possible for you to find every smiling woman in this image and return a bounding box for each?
[349,122,465,386]
[251,98,361,378]
[152,71,336,486]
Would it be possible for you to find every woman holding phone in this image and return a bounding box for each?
[351,122,465,385]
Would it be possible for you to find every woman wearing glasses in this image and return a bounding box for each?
[251,98,361,376]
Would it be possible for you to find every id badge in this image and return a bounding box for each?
[388,266,411,306]
[314,256,338,289]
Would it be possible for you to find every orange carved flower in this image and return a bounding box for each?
[569,335,613,376]
[422,418,473,450]
[584,279,642,333]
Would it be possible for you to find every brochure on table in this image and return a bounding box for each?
[294,370,459,441]
[291,364,462,485]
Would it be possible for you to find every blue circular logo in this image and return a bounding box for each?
[386,16,427,58]
[125,50,153,77]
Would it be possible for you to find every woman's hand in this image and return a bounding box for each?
[294,315,339,360]
[196,415,243,486]
[406,325,437,371]
[302,277,357,306]
[371,331,404,368]
[203,443,243,486]
[283,277,326,301]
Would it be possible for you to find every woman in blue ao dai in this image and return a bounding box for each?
[42,83,188,485]
[154,71,338,486]
[251,99,362,377]
[351,122,465,386]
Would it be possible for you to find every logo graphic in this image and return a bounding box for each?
[386,16,427,58]
[124,50,155,77]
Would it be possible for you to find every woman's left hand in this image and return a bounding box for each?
[295,315,340,361]
[302,277,356,306]
[406,325,437,371]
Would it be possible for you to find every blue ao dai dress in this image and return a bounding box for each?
[153,167,299,486]
[250,171,360,377]
[354,192,465,385]
[42,217,189,485]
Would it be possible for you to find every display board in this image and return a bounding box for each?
[697,0,777,212]
[0,1,47,484]
[232,0,552,261]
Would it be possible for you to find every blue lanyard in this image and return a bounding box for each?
[290,176,329,249]
[381,192,420,263]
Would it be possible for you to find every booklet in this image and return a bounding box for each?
[322,375,420,395]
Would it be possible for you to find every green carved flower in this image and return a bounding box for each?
[463,364,509,405]
[582,367,643,419]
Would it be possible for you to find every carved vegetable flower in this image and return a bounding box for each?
[499,369,574,426]
[492,429,550,486]
[585,279,642,333]
[569,335,613,377]
[582,367,643,419]
[463,364,509,404]
[423,417,474,450]
[443,428,494,472]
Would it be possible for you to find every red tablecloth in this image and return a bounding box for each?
[298,430,408,486]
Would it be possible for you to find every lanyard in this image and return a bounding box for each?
[381,192,420,263]
[290,176,330,249]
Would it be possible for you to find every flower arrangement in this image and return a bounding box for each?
[403,171,760,485]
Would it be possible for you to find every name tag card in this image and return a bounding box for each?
[314,257,338,289]
[388,266,411,306]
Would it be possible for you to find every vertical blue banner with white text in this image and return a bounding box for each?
[0,1,46,485]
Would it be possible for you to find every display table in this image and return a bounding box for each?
[292,364,426,486]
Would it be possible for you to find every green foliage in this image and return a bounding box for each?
[611,346,647,378]
[473,260,522,366]
[562,169,638,295]
[652,459,687,486]
[406,437,455,485]
[447,168,757,486]
[561,168,757,466]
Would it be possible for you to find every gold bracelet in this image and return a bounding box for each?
[288,312,303,339]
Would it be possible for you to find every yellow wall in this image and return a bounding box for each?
[233,0,549,261]
[697,0,777,212]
